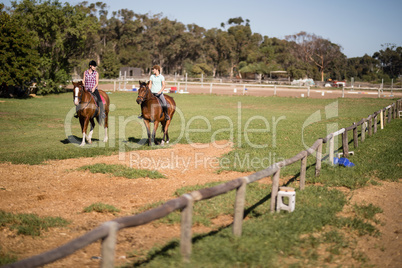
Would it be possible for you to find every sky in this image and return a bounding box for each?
[3,0,402,58]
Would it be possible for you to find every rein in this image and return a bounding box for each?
[138,85,156,103]
[75,86,94,110]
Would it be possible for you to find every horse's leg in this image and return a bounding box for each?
[80,117,90,146]
[143,120,152,146]
[87,118,95,144]
[164,120,172,144]
[160,121,167,146]
[103,110,108,143]
[153,120,160,145]
[79,117,86,146]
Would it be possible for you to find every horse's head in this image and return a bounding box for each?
[136,81,150,105]
[72,81,84,106]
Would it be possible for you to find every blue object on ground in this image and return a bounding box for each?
[334,157,355,167]
[333,157,339,165]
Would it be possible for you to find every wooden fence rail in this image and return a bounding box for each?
[4,98,401,268]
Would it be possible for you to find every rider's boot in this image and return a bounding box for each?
[99,101,105,123]
[163,106,170,120]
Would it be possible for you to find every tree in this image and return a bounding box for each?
[0,4,39,87]
[137,14,187,73]
[346,55,379,81]
[226,17,256,78]
[11,0,99,93]
[373,43,402,79]
[286,31,346,81]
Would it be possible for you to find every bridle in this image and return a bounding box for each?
[137,84,151,103]
[74,84,91,109]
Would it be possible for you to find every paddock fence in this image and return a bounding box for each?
[101,78,402,99]
[4,98,402,268]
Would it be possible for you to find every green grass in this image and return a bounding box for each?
[0,92,396,166]
[77,163,166,179]
[353,203,383,221]
[0,210,70,237]
[125,184,384,267]
[134,182,271,226]
[83,203,121,214]
[0,249,17,266]
[307,118,402,188]
[126,186,352,267]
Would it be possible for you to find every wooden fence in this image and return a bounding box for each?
[4,98,402,268]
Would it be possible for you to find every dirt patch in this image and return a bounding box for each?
[345,181,402,267]
[0,142,401,267]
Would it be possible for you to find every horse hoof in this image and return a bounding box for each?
[103,138,108,143]
[161,140,165,146]
[80,142,85,147]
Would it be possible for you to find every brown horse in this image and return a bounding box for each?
[136,81,176,146]
[72,81,110,146]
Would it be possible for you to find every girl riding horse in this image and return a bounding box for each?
[136,81,176,146]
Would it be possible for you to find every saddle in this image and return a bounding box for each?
[91,92,106,107]
[88,92,106,120]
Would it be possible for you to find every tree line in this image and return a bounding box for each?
[1,1,401,94]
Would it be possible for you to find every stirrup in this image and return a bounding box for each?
[74,113,78,118]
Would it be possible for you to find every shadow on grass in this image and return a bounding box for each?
[60,135,99,145]
[130,226,229,267]
[127,137,143,144]
[127,137,168,147]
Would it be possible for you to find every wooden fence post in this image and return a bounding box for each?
[233,179,247,237]
[300,155,307,190]
[342,131,349,158]
[181,195,194,263]
[395,102,398,119]
[388,107,392,123]
[393,103,396,119]
[368,116,373,137]
[374,115,378,134]
[270,168,281,213]
[101,221,119,268]
[329,135,334,164]
[315,140,322,177]
[353,123,358,148]
[361,120,366,142]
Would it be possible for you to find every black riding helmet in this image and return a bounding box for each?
[89,60,97,67]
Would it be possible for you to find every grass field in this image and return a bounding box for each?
[1,93,401,267]
[0,92,396,167]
